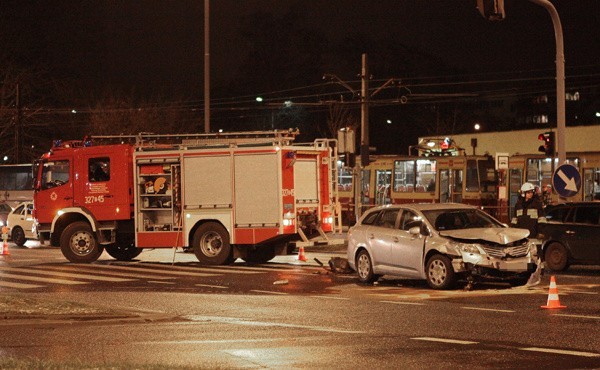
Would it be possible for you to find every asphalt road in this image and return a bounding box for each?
[1,242,599,369]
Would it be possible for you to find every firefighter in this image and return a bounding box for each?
[511,182,544,287]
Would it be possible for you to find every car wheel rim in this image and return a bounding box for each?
[428,259,447,285]
[200,232,223,257]
[71,232,93,256]
[357,254,370,279]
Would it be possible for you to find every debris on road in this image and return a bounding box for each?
[328,257,353,274]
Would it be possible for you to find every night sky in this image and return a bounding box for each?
[1,0,599,155]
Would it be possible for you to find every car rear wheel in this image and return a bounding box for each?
[426,254,456,290]
[105,236,142,261]
[356,249,379,284]
[11,226,27,247]
[544,242,569,271]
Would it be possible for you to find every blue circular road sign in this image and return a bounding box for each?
[552,164,581,198]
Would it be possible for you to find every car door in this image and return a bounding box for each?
[390,209,426,278]
[568,205,600,263]
[18,203,36,239]
[366,208,400,273]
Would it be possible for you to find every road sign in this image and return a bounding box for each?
[552,164,581,198]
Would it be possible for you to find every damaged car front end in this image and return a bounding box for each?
[438,228,538,286]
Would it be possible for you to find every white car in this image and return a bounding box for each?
[7,201,36,247]
[347,203,537,289]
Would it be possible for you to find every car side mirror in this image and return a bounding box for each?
[409,226,421,236]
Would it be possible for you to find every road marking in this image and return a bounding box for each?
[147,281,176,285]
[34,265,175,280]
[195,284,228,289]
[0,267,134,282]
[112,262,263,274]
[250,290,289,295]
[381,300,425,306]
[461,306,515,313]
[520,347,600,358]
[0,272,87,285]
[310,295,350,300]
[567,291,598,295]
[69,263,217,277]
[183,315,365,334]
[551,314,600,320]
[0,280,44,289]
[411,337,478,345]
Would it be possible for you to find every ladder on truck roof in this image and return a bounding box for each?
[90,129,300,150]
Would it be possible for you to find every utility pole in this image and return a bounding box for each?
[325,53,400,222]
[15,83,21,163]
[203,0,210,133]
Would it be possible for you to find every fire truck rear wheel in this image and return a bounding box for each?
[193,222,232,265]
[105,239,142,261]
[60,221,104,263]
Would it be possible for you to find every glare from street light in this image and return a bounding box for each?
[474,123,481,130]
[256,97,263,102]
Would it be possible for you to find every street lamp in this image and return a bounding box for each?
[474,123,481,130]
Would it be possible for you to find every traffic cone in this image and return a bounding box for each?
[1,239,9,256]
[297,246,307,262]
[541,276,566,309]
[1,226,9,255]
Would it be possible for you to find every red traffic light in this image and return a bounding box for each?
[538,132,555,157]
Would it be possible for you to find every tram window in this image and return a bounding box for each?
[393,160,415,192]
[337,165,353,192]
[416,159,436,192]
[466,159,479,192]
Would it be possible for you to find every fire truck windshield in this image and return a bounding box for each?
[41,160,70,190]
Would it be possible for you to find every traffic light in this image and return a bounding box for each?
[476,0,505,21]
[538,132,555,157]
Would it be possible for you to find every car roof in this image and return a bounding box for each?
[365,203,477,213]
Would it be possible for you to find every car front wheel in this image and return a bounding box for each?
[426,254,456,290]
[356,249,379,284]
[544,242,569,271]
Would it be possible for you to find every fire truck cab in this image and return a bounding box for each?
[33,130,341,264]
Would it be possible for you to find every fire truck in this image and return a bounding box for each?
[33,130,341,264]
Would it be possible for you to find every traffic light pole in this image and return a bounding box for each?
[529,0,566,165]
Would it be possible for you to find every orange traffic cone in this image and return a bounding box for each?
[297,246,307,262]
[541,276,566,309]
[1,226,9,256]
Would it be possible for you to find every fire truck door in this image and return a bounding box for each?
[76,152,123,220]
[35,159,73,224]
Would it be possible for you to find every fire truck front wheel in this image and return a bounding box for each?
[60,221,104,263]
[193,222,233,265]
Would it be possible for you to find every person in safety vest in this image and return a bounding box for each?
[511,182,545,287]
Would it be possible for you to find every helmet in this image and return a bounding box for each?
[521,182,535,193]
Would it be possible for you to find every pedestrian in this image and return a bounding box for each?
[511,182,545,287]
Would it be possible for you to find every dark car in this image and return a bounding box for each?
[539,202,600,271]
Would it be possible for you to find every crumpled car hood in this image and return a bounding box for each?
[439,228,529,245]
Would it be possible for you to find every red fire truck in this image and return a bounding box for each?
[33,130,341,264]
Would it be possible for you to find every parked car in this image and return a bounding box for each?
[0,202,12,228]
[347,203,537,289]
[7,201,36,247]
[539,202,600,271]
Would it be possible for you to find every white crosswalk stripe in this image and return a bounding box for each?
[69,264,218,277]
[110,262,264,275]
[0,280,44,289]
[0,271,88,285]
[32,265,175,280]
[0,267,135,282]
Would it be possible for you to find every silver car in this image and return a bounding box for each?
[347,203,537,289]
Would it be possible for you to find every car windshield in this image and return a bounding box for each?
[422,209,501,231]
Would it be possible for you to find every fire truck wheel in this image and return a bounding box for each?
[105,241,142,261]
[60,221,104,263]
[241,246,276,264]
[193,222,232,265]
[11,226,27,247]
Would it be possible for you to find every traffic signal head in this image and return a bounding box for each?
[538,132,555,157]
